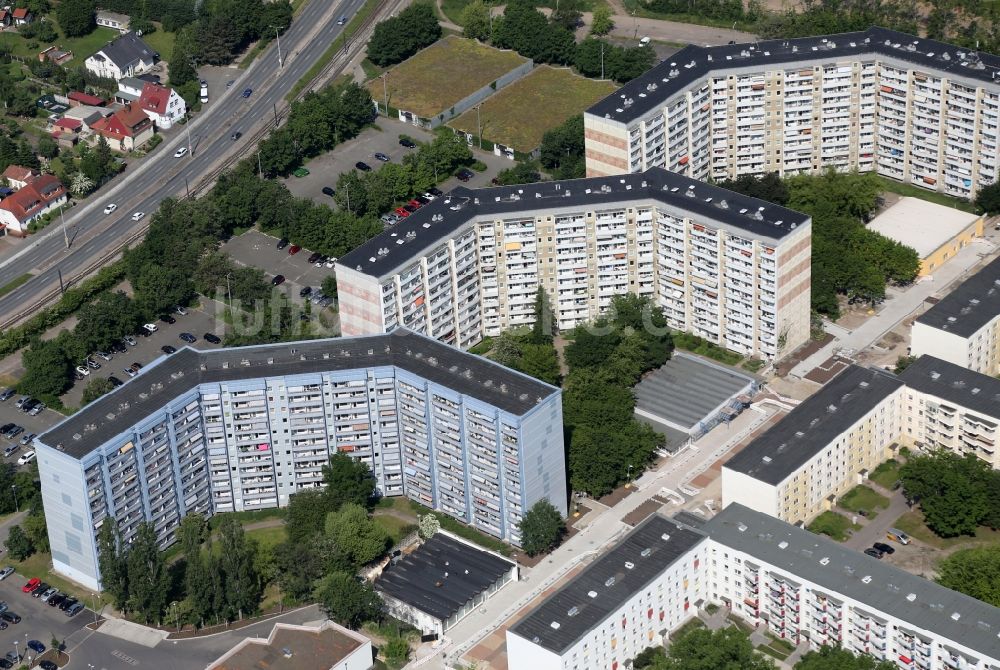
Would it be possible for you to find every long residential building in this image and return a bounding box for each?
[722,355,1000,524]
[337,168,812,360]
[911,256,1000,375]
[34,329,565,591]
[508,504,1000,670]
[585,27,1000,200]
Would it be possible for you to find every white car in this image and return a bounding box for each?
[143,323,158,333]
[0,567,13,581]
[174,147,188,158]
[17,450,35,466]
[103,203,117,215]
[74,365,90,377]
[131,212,145,221]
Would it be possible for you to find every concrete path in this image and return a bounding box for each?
[844,486,909,551]
[790,238,998,378]
[96,617,171,648]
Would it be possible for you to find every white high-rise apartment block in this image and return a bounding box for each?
[911,256,1000,375]
[584,27,1000,200]
[507,505,1000,670]
[337,168,812,360]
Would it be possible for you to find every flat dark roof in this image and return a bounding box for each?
[914,256,1000,338]
[39,329,558,460]
[898,355,1000,419]
[588,26,1000,124]
[509,514,706,654]
[724,365,903,485]
[634,353,755,431]
[337,167,809,279]
[706,504,1000,662]
[376,533,515,621]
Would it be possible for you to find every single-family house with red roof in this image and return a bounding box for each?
[0,10,11,27]
[67,91,105,107]
[135,82,185,129]
[0,174,67,236]
[2,165,39,190]
[89,103,154,151]
[12,8,32,26]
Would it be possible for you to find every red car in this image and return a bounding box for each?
[407,199,422,209]
[288,245,301,255]
[394,207,410,218]
[21,578,40,593]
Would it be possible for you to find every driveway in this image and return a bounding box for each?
[843,487,910,552]
[280,116,516,206]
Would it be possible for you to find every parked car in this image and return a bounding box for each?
[0,389,13,402]
[415,195,430,205]
[276,238,289,250]
[402,204,417,213]
[380,213,399,225]
[231,131,242,141]
[864,547,884,559]
[374,152,390,162]
[13,397,29,409]
[421,191,437,201]
[26,641,44,653]
[112,341,128,354]
[66,602,84,617]
[161,345,176,355]
[399,137,416,148]
[0,612,18,624]
[16,451,34,466]
[130,363,143,373]
[39,588,57,602]
[0,569,11,582]
[2,446,17,459]
[314,255,328,267]
[204,333,222,345]
[19,433,34,446]
[307,252,322,263]
[58,598,77,612]
[160,314,176,324]
[0,657,12,668]
[95,351,113,361]
[179,333,197,343]
[355,161,372,172]
[242,88,253,98]
[299,286,312,297]
[108,376,123,388]
[131,211,145,221]
[325,257,337,268]
[30,584,48,599]
[39,660,57,670]
[293,167,310,177]
[46,594,65,608]
[174,147,188,158]
[407,199,423,209]
[122,335,137,347]
[123,367,137,378]
[394,207,410,218]
[21,578,39,593]
[143,323,158,333]
[74,365,90,377]
[5,427,22,440]
[271,275,285,286]
[322,186,335,197]
[873,542,895,555]
[427,187,443,197]
[288,245,301,255]
[887,528,911,545]
[0,424,14,437]
[174,305,188,316]
[27,403,44,417]
[456,168,474,181]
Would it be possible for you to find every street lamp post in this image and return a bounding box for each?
[10,485,16,513]
[476,104,483,149]
[91,593,98,623]
[186,123,193,157]
[626,463,634,487]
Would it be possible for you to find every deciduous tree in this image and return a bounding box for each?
[519,500,565,556]
[125,522,169,623]
[316,572,382,629]
[794,645,897,670]
[324,503,390,566]
[4,525,33,561]
[97,519,128,610]
[936,545,1000,607]
[322,453,377,510]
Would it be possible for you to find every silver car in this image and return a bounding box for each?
[0,567,12,581]
[39,588,57,602]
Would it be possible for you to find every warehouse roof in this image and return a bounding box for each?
[914,256,1000,338]
[866,197,981,259]
[338,167,810,279]
[207,621,367,670]
[706,504,1000,662]
[634,353,755,433]
[38,329,558,459]
[724,365,903,485]
[376,533,515,622]
[588,26,1000,124]
[898,355,1000,419]
[509,514,706,654]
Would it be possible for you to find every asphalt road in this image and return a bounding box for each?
[0,0,369,326]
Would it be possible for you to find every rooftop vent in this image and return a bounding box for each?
[641,547,652,557]
[862,575,872,584]
[762,456,772,463]
[625,561,635,570]
[550,621,561,630]
[605,577,616,587]
[778,541,788,549]
[588,590,598,598]
[737,523,748,532]
[820,557,830,565]
[567,606,579,617]
[951,612,961,621]
[661,533,671,541]
[282,648,293,659]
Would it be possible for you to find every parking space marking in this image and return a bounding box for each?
[112,649,139,665]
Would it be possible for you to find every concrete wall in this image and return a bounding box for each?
[920,215,984,277]
[335,264,386,337]
[721,467,778,518]
[910,321,973,372]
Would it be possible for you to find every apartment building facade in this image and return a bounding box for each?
[507,505,1000,670]
[911,257,1000,376]
[722,355,1000,524]
[337,168,812,361]
[585,27,1000,201]
[34,330,565,591]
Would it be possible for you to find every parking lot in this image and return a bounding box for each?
[0,569,96,666]
[280,116,517,206]
[222,230,338,301]
[0,399,59,471]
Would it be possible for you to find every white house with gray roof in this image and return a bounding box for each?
[84,31,156,82]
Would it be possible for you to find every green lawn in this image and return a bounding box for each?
[0,23,118,61]
[893,510,1000,550]
[373,514,417,544]
[207,507,284,530]
[869,459,901,490]
[449,65,616,152]
[0,273,31,298]
[838,485,890,518]
[875,176,978,213]
[672,617,706,639]
[8,552,113,610]
[244,525,287,550]
[619,0,758,30]
[142,28,176,63]
[807,511,858,542]
[367,36,528,119]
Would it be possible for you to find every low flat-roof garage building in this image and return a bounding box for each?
[376,532,518,637]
